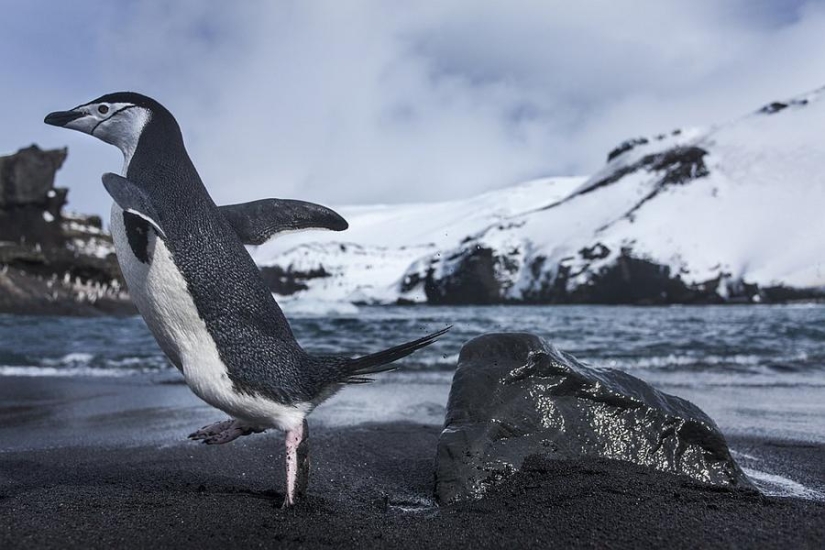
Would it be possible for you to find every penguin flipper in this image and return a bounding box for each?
[218,199,348,246]
[101,173,167,238]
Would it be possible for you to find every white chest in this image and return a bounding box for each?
[109,204,307,430]
[110,205,230,395]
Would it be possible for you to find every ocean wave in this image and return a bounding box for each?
[1,351,171,377]
[0,365,139,378]
[598,352,820,373]
[399,352,460,371]
[3,349,820,380]
[40,352,96,367]
[742,467,825,501]
[279,298,360,317]
[379,370,455,384]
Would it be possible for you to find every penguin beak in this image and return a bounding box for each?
[44,110,85,127]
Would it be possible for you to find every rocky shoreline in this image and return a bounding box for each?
[0,145,132,316]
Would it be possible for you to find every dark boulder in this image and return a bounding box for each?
[435,333,752,504]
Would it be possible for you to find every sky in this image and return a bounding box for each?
[2,0,825,219]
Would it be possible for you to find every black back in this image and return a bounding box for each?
[125,95,327,404]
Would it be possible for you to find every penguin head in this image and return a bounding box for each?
[45,92,168,157]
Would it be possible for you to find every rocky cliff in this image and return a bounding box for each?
[0,145,131,315]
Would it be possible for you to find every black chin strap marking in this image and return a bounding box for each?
[91,104,136,137]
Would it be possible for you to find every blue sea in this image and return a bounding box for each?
[1,304,824,446]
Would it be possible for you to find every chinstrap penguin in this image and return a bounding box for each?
[45,92,449,506]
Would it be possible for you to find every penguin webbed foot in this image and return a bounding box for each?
[188,419,234,440]
[188,419,264,445]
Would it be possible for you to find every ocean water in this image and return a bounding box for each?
[1,304,824,445]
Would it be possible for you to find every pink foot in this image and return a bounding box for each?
[283,419,310,507]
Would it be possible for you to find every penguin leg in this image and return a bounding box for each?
[189,419,263,444]
[283,419,310,507]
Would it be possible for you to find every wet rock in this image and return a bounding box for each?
[435,333,752,504]
[260,265,331,296]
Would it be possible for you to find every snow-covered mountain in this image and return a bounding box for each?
[252,177,583,303]
[252,88,825,305]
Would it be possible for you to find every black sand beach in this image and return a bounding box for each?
[0,376,823,549]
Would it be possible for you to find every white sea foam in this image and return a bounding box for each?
[278,297,360,317]
[742,467,825,501]
[404,352,460,370]
[0,365,136,378]
[729,449,760,462]
[603,353,815,371]
[0,351,170,378]
[41,352,95,366]
[380,370,454,385]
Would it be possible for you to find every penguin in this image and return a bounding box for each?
[44,92,449,506]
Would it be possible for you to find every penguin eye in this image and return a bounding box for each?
[98,105,110,115]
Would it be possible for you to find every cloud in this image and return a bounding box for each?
[3,0,825,219]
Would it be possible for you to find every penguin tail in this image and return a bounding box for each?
[340,325,451,383]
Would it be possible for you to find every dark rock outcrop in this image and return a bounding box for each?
[419,244,742,306]
[0,145,132,315]
[435,333,752,504]
[0,145,69,247]
[606,137,649,162]
[414,240,825,305]
[423,248,507,305]
[757,98,809,115]
[260,265,331,296]
[0,145,68,208]
[578,145,710,200]
[560,251,727,305]
[758,101,789,115]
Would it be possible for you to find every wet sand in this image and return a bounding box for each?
[0,376,823,549]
